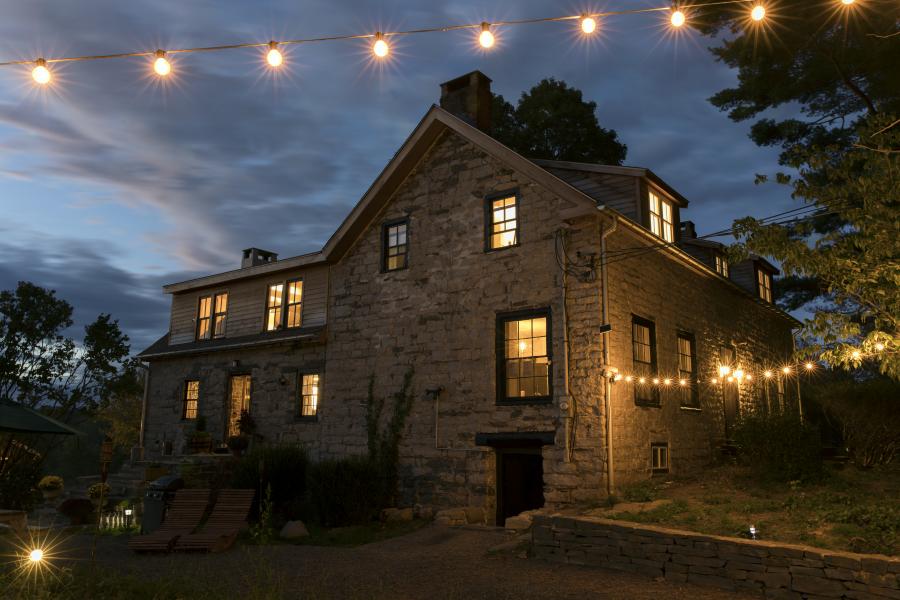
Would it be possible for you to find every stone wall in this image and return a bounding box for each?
[532,514,900,599]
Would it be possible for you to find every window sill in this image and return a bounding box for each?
[496,397,553,407]
[294,415,318,423]
[634,401,662,409]
[485,242,520,254]
[679,406,702,412]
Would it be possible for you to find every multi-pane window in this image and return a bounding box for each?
[651,442,669,473]
[197,293,227,340]
[183,380,199,420]
[757,269,773,303]
[383,220,409,271]
[266,284,284,331]
[648,191,674,243]
[715,254,729,278]
[487,195,518,250]
[300,373,320,418]
[286,280,303,328]
[677,333,699,408]
[498,311,551,402]
[632,316,659,406]
[228,375,251,438]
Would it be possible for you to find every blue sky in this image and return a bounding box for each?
[0,1,794,352]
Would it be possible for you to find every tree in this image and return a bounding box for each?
[492,78,628,164]
[694,0,900,376]
[96,362,144,451]
[0,282,132,505]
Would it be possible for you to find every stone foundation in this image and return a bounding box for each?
[532,515,900,599]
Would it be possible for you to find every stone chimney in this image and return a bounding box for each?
[241,248,278,269]
[680,220,698,240]
[440,71,492,132]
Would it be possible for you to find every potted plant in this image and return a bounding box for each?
[189,416,212,454]
[37,475,64,501]
[226,435,249,458]
[88,482,110,508]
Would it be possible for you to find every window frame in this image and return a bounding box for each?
[631,315,660,407]
[182,380,199,420]
[651,442,669,474]
[297,372,321,421]
[676,331,700,409]
[648,190,675,243]
[196,292,228,341]
[381,217,410,272]
[212,292,228,338]
[715,254,729,278]
[484,190,520,252]
[757,268,773,303]
[495,307,553,405]
[264,278,304,332]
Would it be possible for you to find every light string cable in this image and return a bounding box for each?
[0,0,764,71]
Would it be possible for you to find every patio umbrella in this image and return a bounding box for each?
[0,398,80,435]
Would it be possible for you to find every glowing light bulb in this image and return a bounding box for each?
[29,548,43,563]
[670,10,686,27]
[679,379,687,386]
[841,0,854,4]
[32,59,51,85]
[266,42,283,67]
[727,376,735,383]
[746,374,753,381]
[479,23,495,48]
[613,374,622,382]
[711,378,719,385]
[652,378,660,385]
[581,16,597,34]
[373,33,389,58]
[851,350,861,360]
[663,378,672,386]
[638,377,646,384]
[625,376,633,383]
[751,5,766,21]
[718,365,731,377]
[153,51,171,76]
[875,343,885,352]
[764,370,773,378]
[804,362,814,371]
[734,369,745,380]
[782,366,791,375]
[518,341,527,353]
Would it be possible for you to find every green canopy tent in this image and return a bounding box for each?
[0,398,80,435]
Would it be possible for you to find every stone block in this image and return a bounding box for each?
[790,565,826,578]
[279,520,309,539]
[687,573,735,590]
[671,554,726,568]
[792,574,846,597]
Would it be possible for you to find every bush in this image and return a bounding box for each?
[306,457,384,527]
[58,498,95,525]
[0,458,42,511]
[732,411,824,482]
[231,444,309,523]
[88,482,110,498]
[38,475,64,490]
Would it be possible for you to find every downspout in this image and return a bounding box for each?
[561,243,574,462]
[137,362,150,461]
[599,209,618,497]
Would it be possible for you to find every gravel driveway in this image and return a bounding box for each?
[50,525,754,599]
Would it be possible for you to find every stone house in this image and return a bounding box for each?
[138,71,799,524]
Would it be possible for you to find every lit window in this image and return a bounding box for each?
[488,195,518,250]
[715,254,729,278]
[266,283,284,331]
[183,380,199,420]
[651,442,669,473]
[228,375,251,438]
[757,269,773,303]
[286,280,303,328]
[677,333,699,408]
[196,297,212,340]
[213,293,228,338]
[775,376,785,410]
[498,311,551,402]
[383,220,409,271]
[632,316,659,406]
[300,373,319,418]
[648,191,674,243]
[196,293,228,341]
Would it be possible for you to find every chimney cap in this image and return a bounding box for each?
[439,70,492,90]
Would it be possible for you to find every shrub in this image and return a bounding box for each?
[621,479,658,503]
[58,498,95,525]
[306,457,384,527]
[88,482,111,498]
[0,458,42,511]
[38,475,64,490]
[732,410,824,482]
[231,444,308,522]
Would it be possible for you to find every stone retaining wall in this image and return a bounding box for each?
[531,515,900,599]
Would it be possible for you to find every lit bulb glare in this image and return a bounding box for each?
[266,43,283,67]
[718,365,731,377]
[751,5,766,21]
[373,34,389,58]
[764,370,773,379]
[29,548,43,563]
[153,51,171,77]
[734,369,745,380]
[625,376,633,383]
[805,362,814,370]
[679,379,686,386]
[875,343,885,351]
[711,378,719,385]
[727,376,735,383]
[639,377,647,384]
[652,378,660,385]
[841,0,854,4]
[581,16,597,34]
[670,10,686,28]
[32,59,51,85]
[479,23,495,48]
[746,374,753,381]
[663,378,672,386]
[851,350,861,360]
[782,366,791,374]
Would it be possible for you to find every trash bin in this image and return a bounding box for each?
[140,475,184,534]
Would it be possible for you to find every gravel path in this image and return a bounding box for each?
[50,525,755,599]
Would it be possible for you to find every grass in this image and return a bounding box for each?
[599,463,900,555]
[286,519,427,547]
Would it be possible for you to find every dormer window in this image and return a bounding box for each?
[266,279,303,331]
[715,254,729,278]
[648,191,674,243]
[757,268,773,303]
[196,292,227,340]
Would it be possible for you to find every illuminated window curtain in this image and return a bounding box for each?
[196,296,212,340]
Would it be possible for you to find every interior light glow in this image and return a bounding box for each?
[153,51,171,76]
[32,58,51,85]
[479,23,495,48]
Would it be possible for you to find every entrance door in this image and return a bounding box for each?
[723,385,739,438]
[228,375,251,437]
[497,450,544,525]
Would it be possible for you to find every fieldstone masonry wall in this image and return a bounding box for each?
[532,515,900,599]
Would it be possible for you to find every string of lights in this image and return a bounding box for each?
[2,0,862,87]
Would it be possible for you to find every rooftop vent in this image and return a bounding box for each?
[440,70,492,132]
[241,248,278,269]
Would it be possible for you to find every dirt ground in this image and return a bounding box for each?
[25,524,756,599]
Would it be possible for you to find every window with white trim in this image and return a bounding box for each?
[651,442,669,473]
[757,269,773,303]
[648,191,674,243]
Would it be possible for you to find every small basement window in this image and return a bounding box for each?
[651,442,669,473]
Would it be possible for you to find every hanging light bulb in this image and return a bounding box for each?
[479,22,495,48]
[841,0,855,4]
[670,9,686,28]
[266,42,283,67]
[373,33,389,58]
[851,350,862,360]
[734,369,745,381]
[153,50,171,76]
[764,370,773,379]
[29,548,44,563]
[581,15,597,34]
[875,342,885,352]
[711,378,719,385]
[746,374,753,381]
[751,4,766,21]
[782,366,791,374]
[32,58,51,85]
[625,376,633,383]
[652,378,660,385]
[804,362,815,371]
[638,377,647,385]
[679,379,687,386]
[663,378,672,386]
